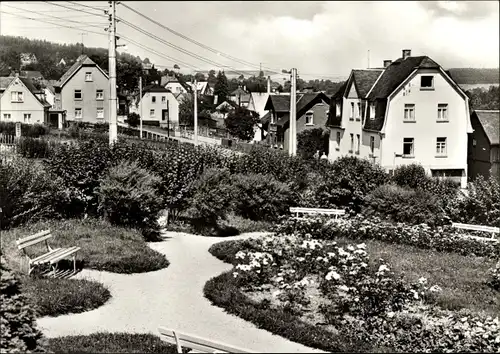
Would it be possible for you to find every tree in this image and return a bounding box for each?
[208,69,217,85]
[127,112,140,127]
[225,107,260,141]
[297,127,329,160]
[214,70,229,104]
[194,72,206,82]
[179,94,194,126]
[143,57,151,64]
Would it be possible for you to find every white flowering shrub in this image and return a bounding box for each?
[232,250,276,289]
[488,261,500,290]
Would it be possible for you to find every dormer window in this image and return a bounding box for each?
[85,72,92,81]
[335,102,341,117]
[305,111,314,125]
[370,103,375,120]
[420,76,434,90]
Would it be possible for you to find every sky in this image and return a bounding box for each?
[0,1,498,81]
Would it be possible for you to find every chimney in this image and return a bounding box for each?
[267,76,271,94]
[383,60,392,68]
[402,49,411,60]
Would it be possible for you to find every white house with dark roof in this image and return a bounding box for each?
[328,49,472,187]
[129,83,179,128]
[54,54,109,124]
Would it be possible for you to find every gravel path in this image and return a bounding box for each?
[36,231,326,353]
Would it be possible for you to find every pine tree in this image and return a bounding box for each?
[214,70,229,104]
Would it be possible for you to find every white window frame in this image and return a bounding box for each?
[370,104,375,120]
[437,104,448,121]
[85,72,92,81]
[350,133,354,152]
[150,109,155,118]
[3,113,11,120]
[96,108,104,119]
[336,131,341,150]
[356,102,361,120]
[436,137,447,156]
[350,102,354,120]
[356,134,360,154]
[403,137,414,157]
[74,89,82,100]
[336,103,341,117]
[11,91,24,102]
[305,111,314,125]
[96,90,104,100]
[75,108,82,119]
[404,104,415,122]
[370,136,375,154]
[420,75,434,90]
[23,113,31,123]
[162,96,166,103]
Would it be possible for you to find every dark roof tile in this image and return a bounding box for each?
[475,110,499,145]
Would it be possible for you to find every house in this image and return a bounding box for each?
[53,54,109,124]
[20,71,44,81]
[468,110,499,180]
[263,91,330,151]
[0,75,51,125]
[20,53,38,68]
[246,77,275,142]
[164,80,190,95]
[129,83,179,129]
[327,49,472,188]
[229,87,251,107]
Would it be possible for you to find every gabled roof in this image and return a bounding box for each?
[231,87,249,96]
[143,83,171,96]
[249,92,270,118]
[20,70,44,80]
[0,77,15,92]
[55,55,108,88]
[0,76,50,108]
[474,110,499,145]
[264,94,292,112]
[352,69,383,98]
[367,56,439,100]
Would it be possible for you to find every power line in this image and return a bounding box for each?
[66,1,108,11]
[43,1,108,18]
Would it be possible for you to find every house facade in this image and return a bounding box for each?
[0,76,51,125]
[468,110,499,180]
[328,50,471,188]
[129,84,179,128]
[54,55,109,124]
[164,80,190,94]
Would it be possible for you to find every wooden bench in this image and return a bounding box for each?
[290,207,345,220]
[16,229,81,277]
[451,223,499,242]
[158,327,254,353]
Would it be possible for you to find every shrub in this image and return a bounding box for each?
[126,112,141,128]
[297,127,329,160]
[231,173,294,222]
[97,161,164,238]
[186,168,235,231]
[16,137,52,159]
[392,163,428,189]
[0,157,69,230]
[363,184,449,226]
[488,261,500,290]
[0,257,46,353]
[0,122,48,138]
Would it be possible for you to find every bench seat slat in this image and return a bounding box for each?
[158,327,253,353]
[31,248,62,264]
[17,234,52,250]
[452,223,499,233]
[48,247,81,264]
[32,248,73,265]
[16,229,51,247]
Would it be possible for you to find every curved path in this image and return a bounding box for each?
[36,231,326,353]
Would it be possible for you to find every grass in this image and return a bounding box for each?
[1,218,170,274]
[209,236,499,317]
[47,333,179,353]
[22,277,111,317]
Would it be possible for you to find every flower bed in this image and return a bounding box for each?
[273,215,499,259]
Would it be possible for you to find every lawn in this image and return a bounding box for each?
[1,218,170,317]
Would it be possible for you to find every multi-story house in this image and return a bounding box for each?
[129,83,179,129]
[0,75,51,125]
[53,55,109,124]
[468,110,499,180]
[328,49,472,188]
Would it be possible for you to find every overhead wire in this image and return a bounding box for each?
[42,1,108,18]
[65,1,108,11]
[2,4,107,25]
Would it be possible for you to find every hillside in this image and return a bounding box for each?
[448,68,499,85]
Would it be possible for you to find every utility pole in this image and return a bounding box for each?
[139,76,143,139]
[193,79,198,146]
[367,49,370,69]
[108,0,118,146]
[288,68,297,156]
[79,32,87,54]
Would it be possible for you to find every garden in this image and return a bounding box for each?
[1,121,499,352]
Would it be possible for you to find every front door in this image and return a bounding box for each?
[162,109,169,134]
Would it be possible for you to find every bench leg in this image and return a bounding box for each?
[73,254,77,274]
[172,331,182,354]
[53,262,58,278]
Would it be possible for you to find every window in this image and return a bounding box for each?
[472,139,477,147]
[436,137,447,156]
[437,104,448,121]
[85,72,92,81]
[152,96,156,103]
[162,96,166,103]
[350,102,354,120]
[305,111,314,125]
[150,109,155,117]
[404,104,415,121]
[403,138,414,157]
[11,91,24,102]
[75,108,82,119]
[336,132,341,150]
[74,90,82,100]
[356,102,361,120]
[336,103,341,117]
[97,108,104,119]
[350,133,354,152]
[370,136,375,154]
[23,113,31,123]
[370,104,375,120]
[356,134,360,154]
[3,113,11,120]
[96,90,104,100]
[420,76,434,89]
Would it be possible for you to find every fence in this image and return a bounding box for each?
[0,135,18,163]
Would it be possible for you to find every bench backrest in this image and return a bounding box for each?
[290,207,345,215]
[158,327,253,353]
[16,230,52,250]
[452,223,499,234]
